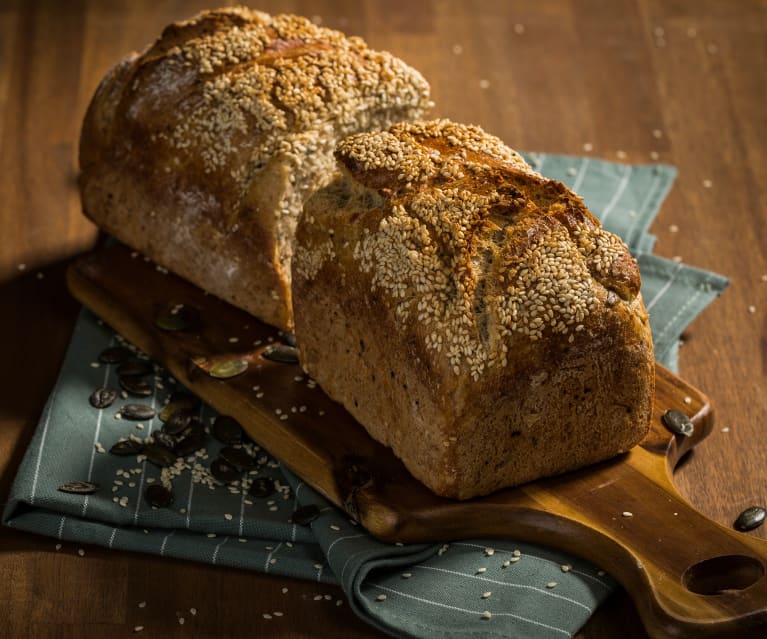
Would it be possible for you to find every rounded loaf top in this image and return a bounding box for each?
[80,6,432,220]
[307,120,644,381]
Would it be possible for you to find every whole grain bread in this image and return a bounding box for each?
[79,7,431,331]
[292,119,654,499]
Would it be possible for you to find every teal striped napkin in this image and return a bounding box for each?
[3,155,728,638]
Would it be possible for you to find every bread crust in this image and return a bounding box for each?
[79,7,431,330]
[293,120,654,499]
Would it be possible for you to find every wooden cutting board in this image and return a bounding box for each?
[68,244,767,638]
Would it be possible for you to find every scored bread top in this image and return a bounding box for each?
[80,6,432,229]
[296,120,643,382]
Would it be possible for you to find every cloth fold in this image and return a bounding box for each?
[4,155,727,638]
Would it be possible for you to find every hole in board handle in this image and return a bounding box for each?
[683,555,764,595]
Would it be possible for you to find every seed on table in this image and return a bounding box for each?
[213,415,243,444]
[210,458,241,483]
[249,477,274,498]
[116,358,154,377]
[159,394,199,422]
[121,404,156,421]
[734,506,766,532]
[98,346,134,364]
[143,442,177,468]
[119,376,153,397]
[220,446,256,470]
[290,504,320,526]
[58,481,99,495]
[174,430,207,457]
[145,484,174,508]
[262,344,299,364]
[90,387,117,409]
[162,409,193,435]
[661,409,694,437]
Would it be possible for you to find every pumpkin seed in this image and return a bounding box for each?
[160,395,199,422]
[734,506,766,532]
[213,415,243,445]
[290,504,320,526]
[210,458,241,482]
[98,346,134,364]
[155,303,200,332]
[117,358,154,377]
[143,442,177,468]
[210,358,249,379]
[248,477,274,499]
[120,404,156,421]
[162,409,193,436]
[174,429,207,457]
[90,387,117,409]
[119,376,153,397]
[262,344,299,364]
[219,446,256,470]
[58,481,99,495]
[661,409,694,437]
[109,440,144,456]
[145,484,174,508]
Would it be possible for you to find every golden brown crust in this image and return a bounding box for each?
[79,7,431,330]
[293,119,654,499]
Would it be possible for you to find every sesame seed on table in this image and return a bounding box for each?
[1,1,766,639]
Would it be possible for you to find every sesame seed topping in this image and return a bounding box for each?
[622,511,634,518]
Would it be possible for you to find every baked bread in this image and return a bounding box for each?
[292,119,654,499]
[79,7,431,331]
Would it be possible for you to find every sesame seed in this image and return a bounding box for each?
[748,305,756,314]
[133,626,144,633]
[546,581,557,588]
[476,567,487,574]
[561,564,572,572]
[484,547,495,556]
[78,549,85,557]
[481,610,492,620]
[55,543,62,551]
[616,150,627,159]
[513,23,525,34]
[479,79,490,89]
[452,44,463,55]
[722,427,730,433]
[178,617,185,625]
[224,513,233,520]
[650,151,660,160]
[281,587,288,594]
[375,594,387,602]
[598,570,606,576]
[512,550,521,557]
[702,179,713,188]
[683,396,692,404]
[17,263,26,271]
[190,608,197,616]
[138,601,147,608]
[401,572,412,578]
[669,224,679,233]
[263,613,272,620]
[481,591,492,599]
[622,511,634,518]
[707,43,718,54]
[583,142,593,152]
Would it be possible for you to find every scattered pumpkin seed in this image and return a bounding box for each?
[162,409,193,436]
[210,458,241,483]
[662,409,694,437]
[262,344,299,364]
[734,506,766,532]
[212,415,243,445]
[98,346,133,364]
[58,481,99,495]
[121,404,156,421]
[145,484,174,508]
[191,354,249,379]
[89,387,117,409]
[219,446,256,470]
[109,440,144,456]
[119,376,153,397]
[143,442,177,468]
[116,358,154,377]
[249,477,275,498]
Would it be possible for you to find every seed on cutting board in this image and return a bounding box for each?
[734,506,766,532]
[220,446,256,470]
[249,477,274,498]
[58,481,99,495]
[213,415,243,444]
[121,404,156,421]
[145,484,174,508]
[160,394,199,422]
[143,442,177,468]
[262,344,299,364]
[290,504,320,526]
[89,387,117,409]
[210,458,241,482]
[661,409,694,437]
[120,376,153,397]
[162,409,193,435]
[98,345,133,364]
[116,358,153,377]
[154,303,200,331]
[208,357,249,379]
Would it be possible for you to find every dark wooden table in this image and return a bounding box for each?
[2,1,765,637]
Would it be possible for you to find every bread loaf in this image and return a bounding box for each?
[292,119,654,499]
[79,7,431,331]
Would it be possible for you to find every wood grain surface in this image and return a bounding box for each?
[1,1,766,638]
